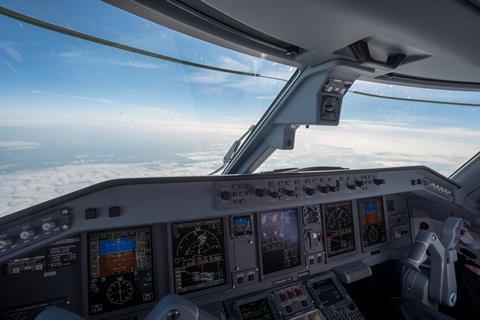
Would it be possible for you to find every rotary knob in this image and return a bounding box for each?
[284,189,295,197]
[0,238,13,249]
[319,186,330,194]
[20,229,36,240]
[270,191,279,198]
[304,186,316,196]
[355,180,364,187]
[220,190,232,201]
[255,188,266,197]
[347,183,356,190]
[41,221,56,232]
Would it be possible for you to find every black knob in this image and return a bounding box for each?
[347,183,356,190]
[329,185,338,192]
[270,191,279,198]
[355,180,364,187]
[304,187,316,196]
[255,188,266,197]
[319,186,330,194]
[373,178,385,185]
[220,190,232,201]
[284,189,295,197]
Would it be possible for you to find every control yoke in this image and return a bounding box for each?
[145,294,217,320]
[403,217,465,307]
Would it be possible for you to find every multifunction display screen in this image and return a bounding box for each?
[171,218,226,293]
[312,279,343,307]
[231,214,253,237]
[259,209,300,274]
[88,227,154,315]
[359,197,387,247]
[238,298,274,320]
[324,201,356,257]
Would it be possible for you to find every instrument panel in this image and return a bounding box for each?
[171,219,226,294]
[87,227,154,315]
[324,202,355,257]
[0,166,459,319]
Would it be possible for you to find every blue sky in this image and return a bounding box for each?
[0,1,480,216]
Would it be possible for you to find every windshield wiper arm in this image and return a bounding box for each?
[210,125,256,175]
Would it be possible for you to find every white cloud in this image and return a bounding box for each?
[258,120,480,176]
[0,141,40,151]
[0,155,224,217]
[29,90,117,104]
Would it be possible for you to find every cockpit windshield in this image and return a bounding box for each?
[0,1,296,217]
[258,81,480,176]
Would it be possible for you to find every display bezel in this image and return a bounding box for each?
[86,226,155,316]
[233,294,278,320]
[358,196,390,251]
[322,201,361,261]
[257,207,304,279]
[167,217,229,296]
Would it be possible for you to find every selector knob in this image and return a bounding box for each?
[270,191,279,198]
[304,187,316,196]
[347,183,356,190]
[0,238,13,249]
[20,229,36,240]
[373,178,385,185]
[329,185,338,192]
[319,186,330,194]
[284,189,295,197]
[255,188,266,197]
[220,190,232,201]
[355,180,364,187]
[41,221,56,232]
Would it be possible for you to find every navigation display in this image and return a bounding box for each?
[171,218,226,293]
[359,197,387,247]
[238,298,274,320]
[88,227,154,315]
[312,279,343,307]
[259,209,300,274]
[324,201,356,257]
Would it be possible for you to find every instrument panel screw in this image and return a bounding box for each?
[60,208,70,215]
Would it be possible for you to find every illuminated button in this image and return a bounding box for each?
[20,229,35,240]
[41,221,56,232]
[316,255,323,264]
[279,292,288,301]
[295,288,303,296]
[287,290,295,298]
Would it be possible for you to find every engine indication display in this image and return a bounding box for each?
[324,202,356,257]
[171,218,226,293]
[359,197,387,247]
[88,227,154,315]
[231,214,254,238]
[259,209,301,275]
